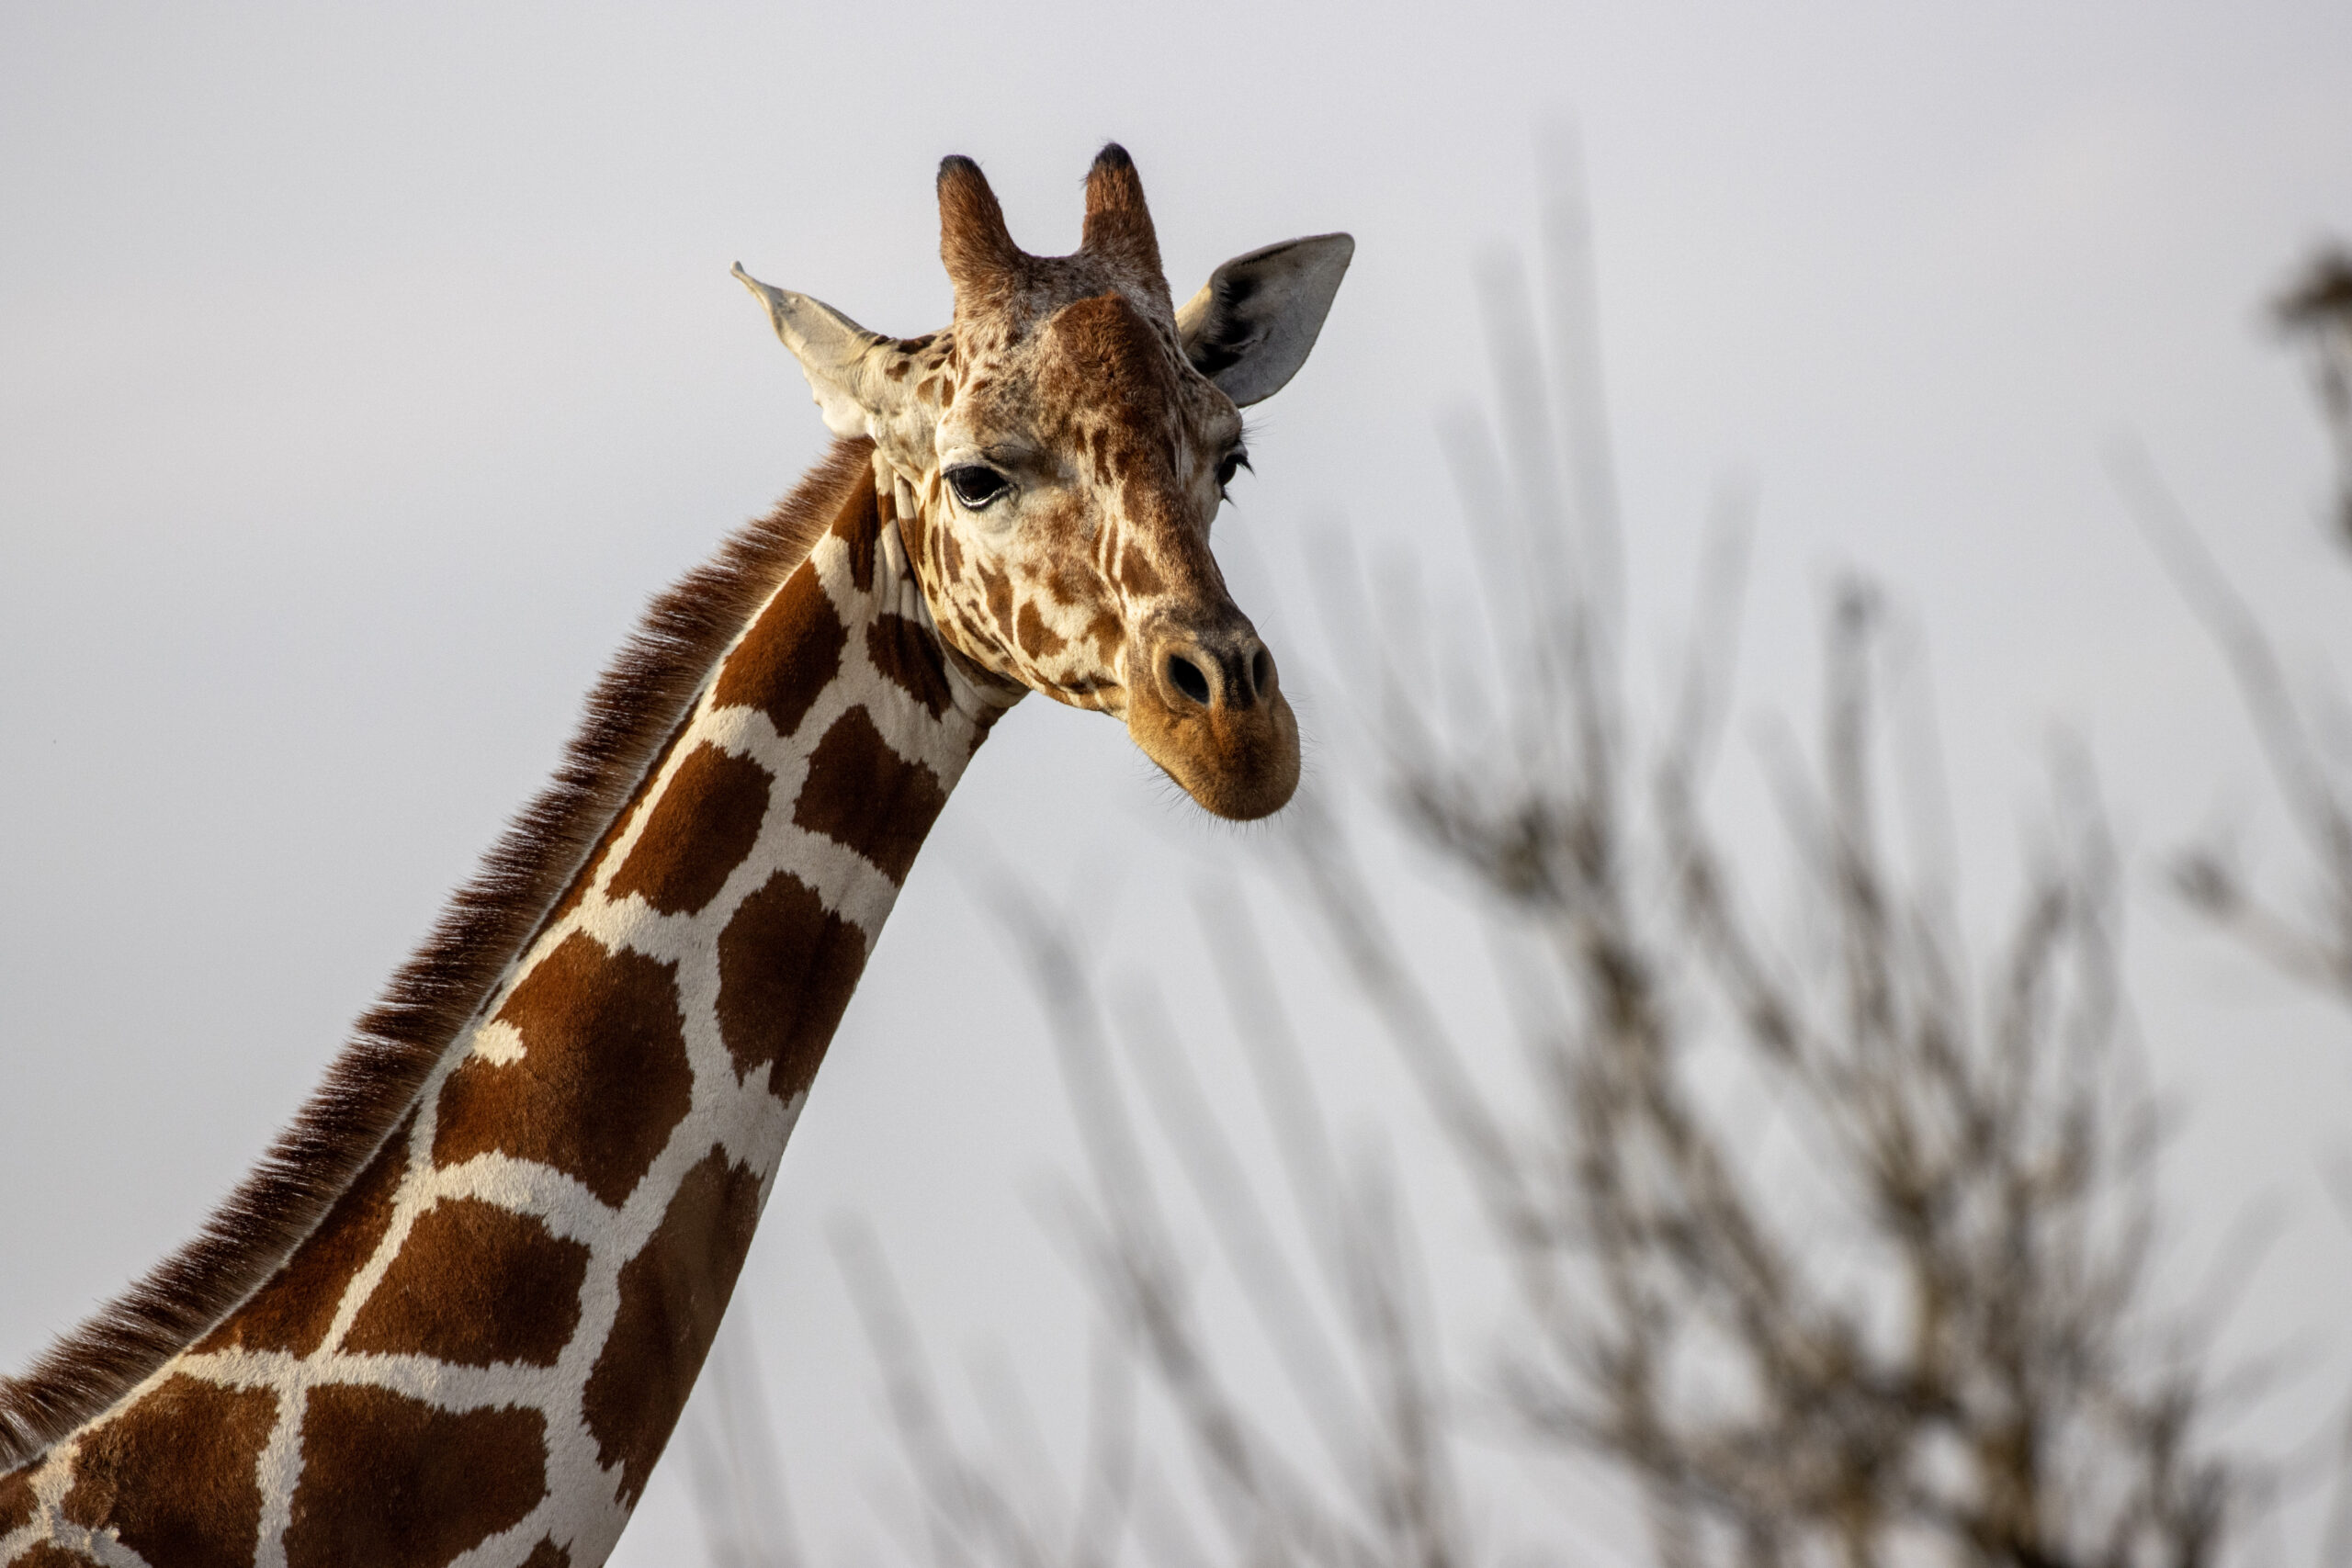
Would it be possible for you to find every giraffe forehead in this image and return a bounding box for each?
[1042,293,1233,443]
[950,291,1239,466]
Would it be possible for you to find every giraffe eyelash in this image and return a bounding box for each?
[1216,446,1251,500]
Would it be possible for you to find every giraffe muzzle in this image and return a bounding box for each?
[1128,625,1300,820]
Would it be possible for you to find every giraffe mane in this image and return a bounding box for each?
[0,435,878,1471]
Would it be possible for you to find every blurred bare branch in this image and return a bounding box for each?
[2126,244,2352,1008]
[1001,885,1480,1568]
[2277,246,2352,555]
[2113,424,2352,1008]
[684,1314,806,1568]
[829,1215,1153,1568]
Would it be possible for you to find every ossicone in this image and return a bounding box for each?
[1080,141,1163,285]
[937,154,1029,299]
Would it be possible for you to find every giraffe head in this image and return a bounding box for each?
[735,145,1351,820]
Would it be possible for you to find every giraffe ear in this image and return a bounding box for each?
[1176,234,1354,407]
[733,264,929,453]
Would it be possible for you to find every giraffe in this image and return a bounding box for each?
[0,144,1351,1567]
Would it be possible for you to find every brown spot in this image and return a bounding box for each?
[883,359,909,381]
[1014,601,1068,660]
[715,869,867,1100]
[521,1540,571,1568]
[541,706,698,933]
[1089,426,1112,484]
[793,707,949,883]
[1119,547,1164,599]
[284,1389,544,1568]
[198,1115,413,1358]
[916,376,939,405]
[605,743,774,916]
[435,932,691,1208]
[582,1149,763,1506]
[868,616,955,720]
[60,1374,275,1568]
[1045,559,1087,607]
[979,561,1016,638]
[343,1198,590,1367]
[832,467,881,593]
[940,527,963,580]
[1086,608,1123,657]
[712,564,847,741]
[896,502,928,573]
[0,1465,37,1536]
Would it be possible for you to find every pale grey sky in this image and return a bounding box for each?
[4,3,2350,1561]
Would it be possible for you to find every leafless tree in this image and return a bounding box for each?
[1227,170,2243,1563]
[1280,591,2235,1567]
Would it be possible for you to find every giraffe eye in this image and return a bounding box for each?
[946,464,1010,510]
[1216,448,1251,492]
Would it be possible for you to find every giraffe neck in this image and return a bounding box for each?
[0,442,1013,1568]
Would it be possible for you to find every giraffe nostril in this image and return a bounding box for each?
[1250,647,1274,703]
[1167,653,1211,707]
